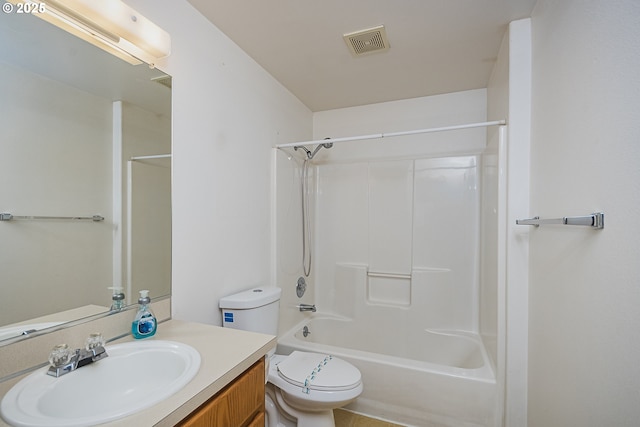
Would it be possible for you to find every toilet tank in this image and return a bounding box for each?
[219,287,282,336]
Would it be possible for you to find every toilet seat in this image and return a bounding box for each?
[268,352,363,413]
[274,351,361,392]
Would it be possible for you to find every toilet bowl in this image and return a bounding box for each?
[219,287,363,427]
[265,353,362,427]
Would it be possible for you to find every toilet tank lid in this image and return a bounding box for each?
[219,287,282,309]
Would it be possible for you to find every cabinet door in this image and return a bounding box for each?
[247,411,265,427]
[179,358,265,427]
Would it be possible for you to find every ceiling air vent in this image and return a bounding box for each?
[343,25,390,57]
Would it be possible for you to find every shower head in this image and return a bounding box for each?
[294,140,333,160]
[293,145,312,158]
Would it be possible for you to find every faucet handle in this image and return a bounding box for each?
[84,333,108,363]
[48,344,72,368]
[85,333,105,351]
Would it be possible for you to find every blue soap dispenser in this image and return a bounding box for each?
[131,290,157,339]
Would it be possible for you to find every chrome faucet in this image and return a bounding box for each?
[298,303,316,312]
[47,333,108,377]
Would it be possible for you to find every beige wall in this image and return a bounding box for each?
[528,1,640,426]
[121,102,172,303]
[0,62,113,325]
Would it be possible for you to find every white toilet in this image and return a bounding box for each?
[219,287,362,427]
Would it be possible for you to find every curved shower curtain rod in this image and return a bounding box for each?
[275,119,506,149]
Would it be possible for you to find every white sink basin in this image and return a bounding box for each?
[1,340,201,427]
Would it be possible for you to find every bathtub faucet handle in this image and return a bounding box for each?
[298,304,316,313]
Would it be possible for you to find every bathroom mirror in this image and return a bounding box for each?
[0,11,172,344]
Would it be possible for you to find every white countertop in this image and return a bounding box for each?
[0,319,276,427]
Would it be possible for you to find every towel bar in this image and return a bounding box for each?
[516,212,604,229]
[0,213,104,222]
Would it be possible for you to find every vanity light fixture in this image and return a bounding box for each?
[8,0,171,66]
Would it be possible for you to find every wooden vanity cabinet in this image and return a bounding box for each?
[177,358,265,427]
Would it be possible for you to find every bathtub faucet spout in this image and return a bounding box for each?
[298,304,316,313]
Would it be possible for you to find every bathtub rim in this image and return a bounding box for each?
[277,314,496,384]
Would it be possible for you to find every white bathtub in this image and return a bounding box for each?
[277,315,498,427]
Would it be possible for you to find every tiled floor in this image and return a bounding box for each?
[334,409,407,427]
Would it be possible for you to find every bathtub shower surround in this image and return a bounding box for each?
[315,155,480,324]
[274,114,505,425]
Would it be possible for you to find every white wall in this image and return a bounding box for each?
[124,0,312,325]
[528,1,640,426]
[313,89,487,146]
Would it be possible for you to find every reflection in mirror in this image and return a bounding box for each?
[0,10,171,344]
